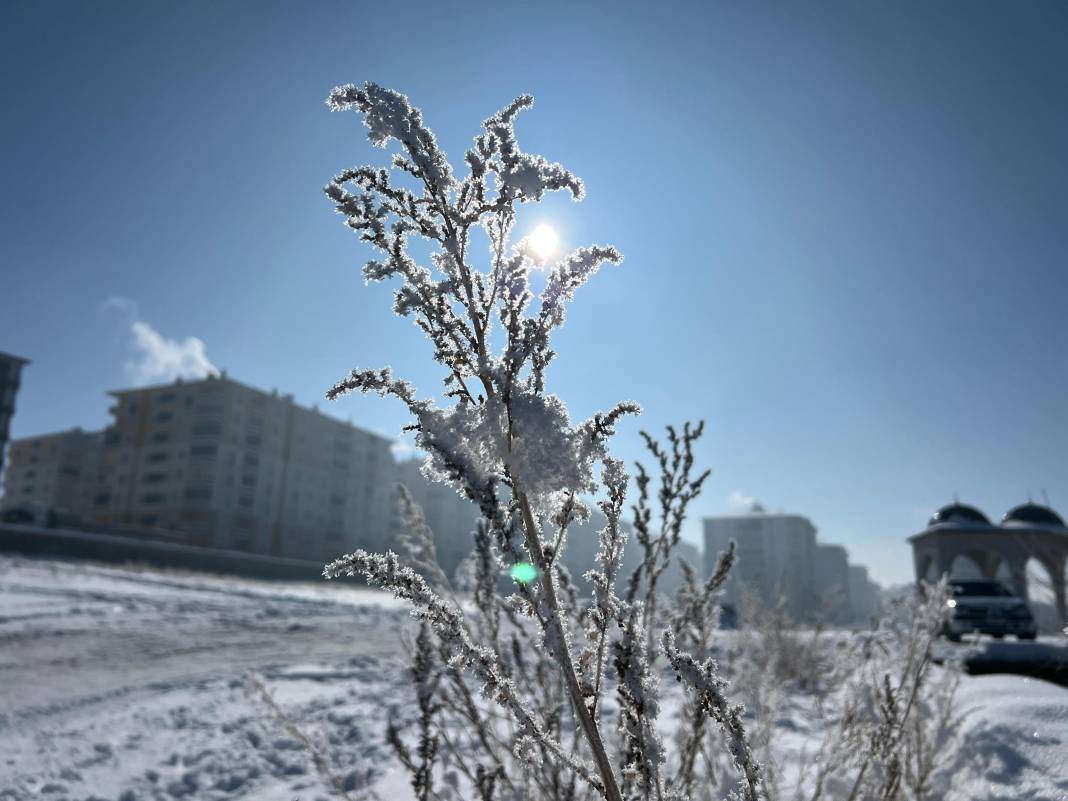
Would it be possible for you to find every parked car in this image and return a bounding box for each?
[1,503,58,527]
[944,579,1037,641]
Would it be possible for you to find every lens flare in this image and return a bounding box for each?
[510,562,540,584]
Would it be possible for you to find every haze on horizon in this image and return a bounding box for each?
[2,0,1067,586]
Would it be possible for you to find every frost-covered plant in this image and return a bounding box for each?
[319,82,762,801]
[783,580,958,801]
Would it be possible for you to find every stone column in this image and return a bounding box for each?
[1050,555,1067,630]
[1005,557,1029,601]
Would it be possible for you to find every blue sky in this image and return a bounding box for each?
[3,1,1066,585]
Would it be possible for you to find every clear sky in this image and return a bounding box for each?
[3,1,1066,585]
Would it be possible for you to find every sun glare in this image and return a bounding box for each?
[528,224,558,261]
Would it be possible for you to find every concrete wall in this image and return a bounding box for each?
[0,523,328,581]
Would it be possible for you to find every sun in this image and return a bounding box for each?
[528,224,558,261]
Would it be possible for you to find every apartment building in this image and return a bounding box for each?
[393,459,692,595]
[1,428,103,520]
[813,543,852,623]
[704,510,880,624]
[0,352,30,482]
[87,374,394,562]
[704,511,818,621]
[848,564,879,622]
[395,458,480,579]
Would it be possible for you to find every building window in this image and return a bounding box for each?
[143,472,167,484]
[94,493,110,506]
[158,392,176,403]
[238,495,254,508]
[190,444,218,458]
[141,493,164,505]
[192,421,221,437]
[184,485,212,501]
[152,432,170,444]
[156,412,173,423]
[147,452,169,463]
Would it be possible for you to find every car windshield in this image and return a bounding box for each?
[950,581,1015,597]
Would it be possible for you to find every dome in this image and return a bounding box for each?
[1002,502,1066,528]
[928,503,991,528]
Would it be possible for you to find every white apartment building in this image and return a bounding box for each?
[813,543,852,623]
[704,511,818,621]
[83,375,393,562]
[704,510,880,624]
[1,428,103,521]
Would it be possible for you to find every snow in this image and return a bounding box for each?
[2,555,1067,800]
[943,675,1068,801]
[0,555,413,801]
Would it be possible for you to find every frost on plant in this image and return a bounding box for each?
[317,82,951,801]
[318,80,758,801]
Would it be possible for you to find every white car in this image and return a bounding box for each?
[944,580,1037,641]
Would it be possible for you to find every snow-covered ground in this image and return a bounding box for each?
[1,555,1066,801]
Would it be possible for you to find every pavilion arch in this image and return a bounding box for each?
[948,553,985,580]
[1025,557,1056,606]
[910,501,1068,629]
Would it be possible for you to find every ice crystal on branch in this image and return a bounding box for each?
[320,82,773,801]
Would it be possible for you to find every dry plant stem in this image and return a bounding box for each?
[249,673,364,801]
[519,490,624,801]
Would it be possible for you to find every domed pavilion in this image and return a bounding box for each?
[909,500,1068,625]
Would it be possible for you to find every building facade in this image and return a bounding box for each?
[39,374,398,563]
[813,543,852,623]
[705,510,875,624]
[395,458,480,579]
[848,564,879,622]
[1,428,103,521]
[704,511,818,621]
[0,352,30,485]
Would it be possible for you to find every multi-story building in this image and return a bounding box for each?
[1,428,103,520]
[393,461,682,595]
[85,374,394,562]
[395,458,480,580]
[704,511,818,621]
[813,543,852,623]
[848,564,879,622]
[0,352,31,484]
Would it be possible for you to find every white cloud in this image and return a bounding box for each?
[126,321,218,386]
[101,296,140,322]
[101,296,218,386]
[727,489,759,512]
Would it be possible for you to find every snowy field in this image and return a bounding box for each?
[2,555,1067,801]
